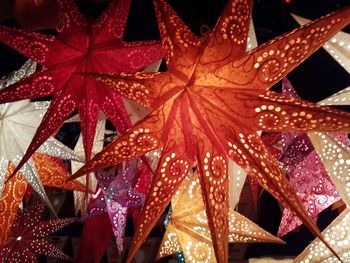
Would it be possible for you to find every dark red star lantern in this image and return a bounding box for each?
[73,0,350,262]
[0,0,163,176]
[0,200,75,262]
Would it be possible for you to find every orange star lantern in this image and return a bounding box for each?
[73,1,350,262]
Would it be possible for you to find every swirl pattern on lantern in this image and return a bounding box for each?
[73,1,350,262]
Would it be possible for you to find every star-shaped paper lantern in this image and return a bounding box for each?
[74,1,350,261]
[294,135,350,263]
[0,0,163,177]
[77,160,148,262]
[0,200,76,262]
[89,161,145,254]
[0,60,85,245]
[278,150,341,237]
[263,79,341,237]
[308,84,350,208]
[0,154,86,245]
[159,172,283,262]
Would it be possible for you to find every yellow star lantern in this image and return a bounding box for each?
[73,0,350,261]
[294,208,350,263]
[158,171,283,262]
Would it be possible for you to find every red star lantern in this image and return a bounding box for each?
[73,1,350,262]
[0,0,163,177]
[0,200,75,262]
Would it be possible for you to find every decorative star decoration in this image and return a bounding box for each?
[74,1,350,261]
[158,172,283,263]
[278,148,341,237]
[0,200,76,262]
[0,154,87,245]
[295,122,350,263]
[264,79,341,237]
[82,160,145,254]
[0,0,163,176]
[308,83,350,210]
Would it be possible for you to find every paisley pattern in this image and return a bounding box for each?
[75,1,350,262]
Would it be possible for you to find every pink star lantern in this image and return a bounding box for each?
[0,0,163,177]
[82,160,145,254]
[277,79,341,237]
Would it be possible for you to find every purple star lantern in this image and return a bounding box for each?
[83,159,145,253]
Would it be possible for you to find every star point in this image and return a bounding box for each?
[0,0,163,178]
[73,1,350,261]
